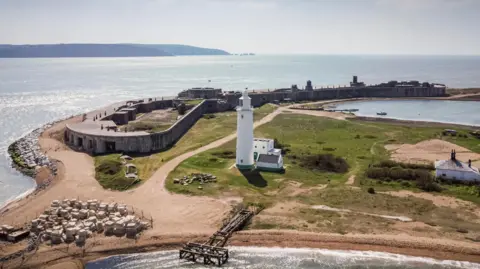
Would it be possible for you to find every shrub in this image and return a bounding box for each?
[322,147,336,152]
[203,114,216,119]
[274,138,291,155]
[373,160,434,171]
[212,150,235,159]
[177,103,187,115]
[96,160,122,175]
[300,154,349,173]
[354,134,361,139]
[416,175,442,192]
[364,135,377,139]
[367,187,375,194]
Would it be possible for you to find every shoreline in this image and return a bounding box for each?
[8,230,480,268]
[2,95,480,268]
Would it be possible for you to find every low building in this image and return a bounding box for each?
[253,138,283,172]
[256,154,284,172]
[253,138,274,158]
[435,150,480,182]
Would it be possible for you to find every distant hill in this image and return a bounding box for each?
[0,44,230,58]
[131,44,230,56]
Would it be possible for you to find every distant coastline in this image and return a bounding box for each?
[0,44,230,58]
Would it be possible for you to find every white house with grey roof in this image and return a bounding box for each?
[435,150,480,182]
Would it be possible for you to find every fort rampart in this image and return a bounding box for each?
[64,83,446,155]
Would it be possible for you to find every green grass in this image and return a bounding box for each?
[128,103,276,180]
[94,103,276,185]
[168,113,480,197]
[184,99,203,106]
[166,113,480,234]
[446,88,480,95]
[94,154,140,191]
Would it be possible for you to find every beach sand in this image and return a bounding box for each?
[7,230,480,269]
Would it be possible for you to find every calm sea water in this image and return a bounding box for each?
[335,100,480,126]
[85,247,480,269]
[1,55,480,206]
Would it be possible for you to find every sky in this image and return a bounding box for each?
[0,0,479,55]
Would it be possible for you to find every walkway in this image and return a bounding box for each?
[0,107,284,237]
[2,101,337,237]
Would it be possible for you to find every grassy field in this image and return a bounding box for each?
[122,110,179,133]
[167,113,480,235]
[93,104,277,186]
[446,88,480,95]
[184,99,203,106]
[94,154,140,191]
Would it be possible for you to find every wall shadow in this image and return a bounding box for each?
[240,169,268,188]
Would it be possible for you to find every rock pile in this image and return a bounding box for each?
[9,122,58,178]
[28,199,150,245]
[173,173,217,187]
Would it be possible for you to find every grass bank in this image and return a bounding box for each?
[167,113,480,236]
[94,154,141,191]
[93,104,277,185]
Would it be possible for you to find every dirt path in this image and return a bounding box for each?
[385,139,480,164]
[1,108,284,236]
[345,175,356,185]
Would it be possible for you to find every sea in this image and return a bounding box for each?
[85,247,480,269]
[335,99,480,126]
[1,55,480,268]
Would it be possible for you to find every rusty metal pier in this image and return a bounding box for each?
[179,209,254,266]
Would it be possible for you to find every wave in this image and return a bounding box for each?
[0,186,35,211]
[86,247,480,269]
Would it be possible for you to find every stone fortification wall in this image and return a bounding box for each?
[65,84,446,154]
[224,86,446,108]
[65,99,216,154]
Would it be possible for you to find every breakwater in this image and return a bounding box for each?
[7,123,58,180]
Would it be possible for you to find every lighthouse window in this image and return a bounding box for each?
[240,159,243,163]
[241,115,244,119]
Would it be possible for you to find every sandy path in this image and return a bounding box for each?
[1,108,283,236]
[385,139,480,164]
[345,175,355,185]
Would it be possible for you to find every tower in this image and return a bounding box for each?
[236,90,255,170]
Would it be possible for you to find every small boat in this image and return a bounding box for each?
[377,112,387,116]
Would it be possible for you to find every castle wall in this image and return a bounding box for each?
[223,85,446,108]
[65,84,447,155]
[65,100,212,154]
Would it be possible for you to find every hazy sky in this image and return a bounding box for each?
[1,0,479,55]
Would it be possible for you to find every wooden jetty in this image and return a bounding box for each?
[179,209,254,266]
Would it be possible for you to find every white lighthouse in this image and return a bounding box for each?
[236,90,255,170]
